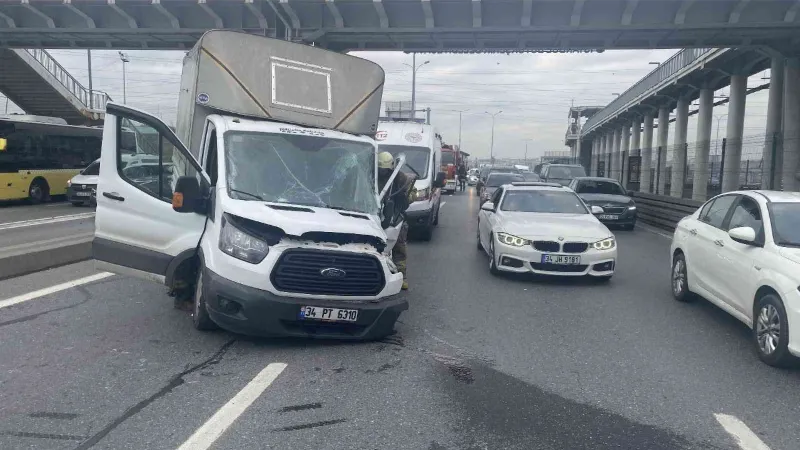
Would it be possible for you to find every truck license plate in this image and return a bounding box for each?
[299,306,358,322]
[541,254,581,265]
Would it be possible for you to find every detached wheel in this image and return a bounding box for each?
[28,179,49,204]
[754,294,795,367]
[192,265,219,331]
[488,237,500,276]
[671,253,694,303]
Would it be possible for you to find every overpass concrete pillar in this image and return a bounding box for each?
[782,57,800,192]
[619,123,630,183]
[640,114,654,193]
[657,106,670,195]
[576,137,582,163]
[606,132,614,177]
[626,118,641,187]
[590,137,597,175]
[763,56,785,189]
[612,127,622,180]
[670,96,690,197]
[693,88,714,201]
[722,73,747,193]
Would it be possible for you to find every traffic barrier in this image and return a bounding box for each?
[0,235,93,281]
[630,192,703,231]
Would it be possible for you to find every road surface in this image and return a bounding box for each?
[0,189,797,450]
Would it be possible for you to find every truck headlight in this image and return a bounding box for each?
[219,218,269,264]
[497,232,529,247]
[416,187,430,201]
[592,237,616,250]
[66,179,72,187]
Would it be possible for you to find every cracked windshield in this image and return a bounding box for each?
[2,2,800,450]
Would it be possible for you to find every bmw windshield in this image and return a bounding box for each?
[224,132,379,215]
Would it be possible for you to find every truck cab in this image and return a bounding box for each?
[93,31,407,340]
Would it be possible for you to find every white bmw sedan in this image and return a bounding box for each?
[477,182,617,281]
[670,190,800,367]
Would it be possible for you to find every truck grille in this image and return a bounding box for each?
[271,249,385,297]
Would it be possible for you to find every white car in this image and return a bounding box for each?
[66,159,99,206]
[477,182,617,280]
[670,190,800,367]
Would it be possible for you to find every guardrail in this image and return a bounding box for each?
[23,48,111,113]
[582,47,715,134]
[631,192,703,231]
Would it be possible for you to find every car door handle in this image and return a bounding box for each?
[102,192,125,202]
[714,239,724,247]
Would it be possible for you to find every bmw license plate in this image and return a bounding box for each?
[299,306,358,322]
[598,214,619,220]
[541,254,581,265]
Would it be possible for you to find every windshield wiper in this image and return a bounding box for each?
[229,189,265,201]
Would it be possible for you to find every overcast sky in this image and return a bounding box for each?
[1,48,774,161]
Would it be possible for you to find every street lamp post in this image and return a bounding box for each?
[403,54,430,119]
[524,139,532,165]
[486,110,502,162]
[714,113,729,151]
[119,51,130,104]
[453,109,469,151]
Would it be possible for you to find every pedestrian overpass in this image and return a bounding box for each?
[0,1,798,52]
[0,48,109,124]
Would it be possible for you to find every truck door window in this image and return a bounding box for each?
[117,117,198,203]
[205,130,218,187]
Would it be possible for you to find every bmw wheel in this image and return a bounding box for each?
[754,294,795,367]
[489,236,500,276]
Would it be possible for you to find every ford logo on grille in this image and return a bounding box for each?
[320,268,346,278]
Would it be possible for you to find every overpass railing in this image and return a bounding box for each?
[582,47,714,134]
[23,48,110,114]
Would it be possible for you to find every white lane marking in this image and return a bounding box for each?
[0,272,113,310]
[177,363,288,450]
[440,201,446,208]
[714,413,771,450]
[0,213,95,230]
[635,222,672,240]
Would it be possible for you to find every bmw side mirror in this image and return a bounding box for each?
[434,171,446,188]
[591,205,604,214]
[173,176,204,214]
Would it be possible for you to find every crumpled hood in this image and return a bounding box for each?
[578,193,633,205]
[500,212,611,240]
[222,198,386,241]
[70,174,99,185]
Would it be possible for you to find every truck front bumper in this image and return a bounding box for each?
[202,266,408,340]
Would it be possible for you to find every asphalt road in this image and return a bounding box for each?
[1,188,799,450]
[0,201,95,262]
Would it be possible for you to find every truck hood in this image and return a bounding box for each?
[500,212,611,240]
[578,193,632,205]
[222,199,386,241]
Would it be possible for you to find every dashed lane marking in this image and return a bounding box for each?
[0,272,113,310]
[714,413,771,450]
[177,363,288,450]
[0,213,95,230]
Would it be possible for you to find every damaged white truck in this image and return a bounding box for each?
[93,30,408,340]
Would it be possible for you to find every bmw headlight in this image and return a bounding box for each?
[497,232,529,247]
[219,217,269,264]
[592,237,616,251]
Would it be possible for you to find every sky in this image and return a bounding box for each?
[0,47,774,161]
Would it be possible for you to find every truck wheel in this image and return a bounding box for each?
[28,178,49,204]
[192,265,219,331]
[432,206,440,226]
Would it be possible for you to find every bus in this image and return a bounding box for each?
[0,116,103,203]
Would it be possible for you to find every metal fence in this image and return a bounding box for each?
[592,132,788,201]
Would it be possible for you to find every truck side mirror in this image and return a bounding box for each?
[172,176,204,214]
[433,171,446,188]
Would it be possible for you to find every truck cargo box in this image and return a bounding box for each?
[176,30,385,156]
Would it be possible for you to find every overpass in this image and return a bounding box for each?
[0,47,109,124]
[0,0,798,52]
[565,45,800,206]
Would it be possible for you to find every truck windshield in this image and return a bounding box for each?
[224,132,378,215]
[442,151,455,165]
[379,144,430,178]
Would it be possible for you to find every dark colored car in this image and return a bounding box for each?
[480,172,524,204]
[569,177,637,229]
[477,165,523,197]
[540,164,586,186]
[520,171,540,182]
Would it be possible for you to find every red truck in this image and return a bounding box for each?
[441,144,462,194]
